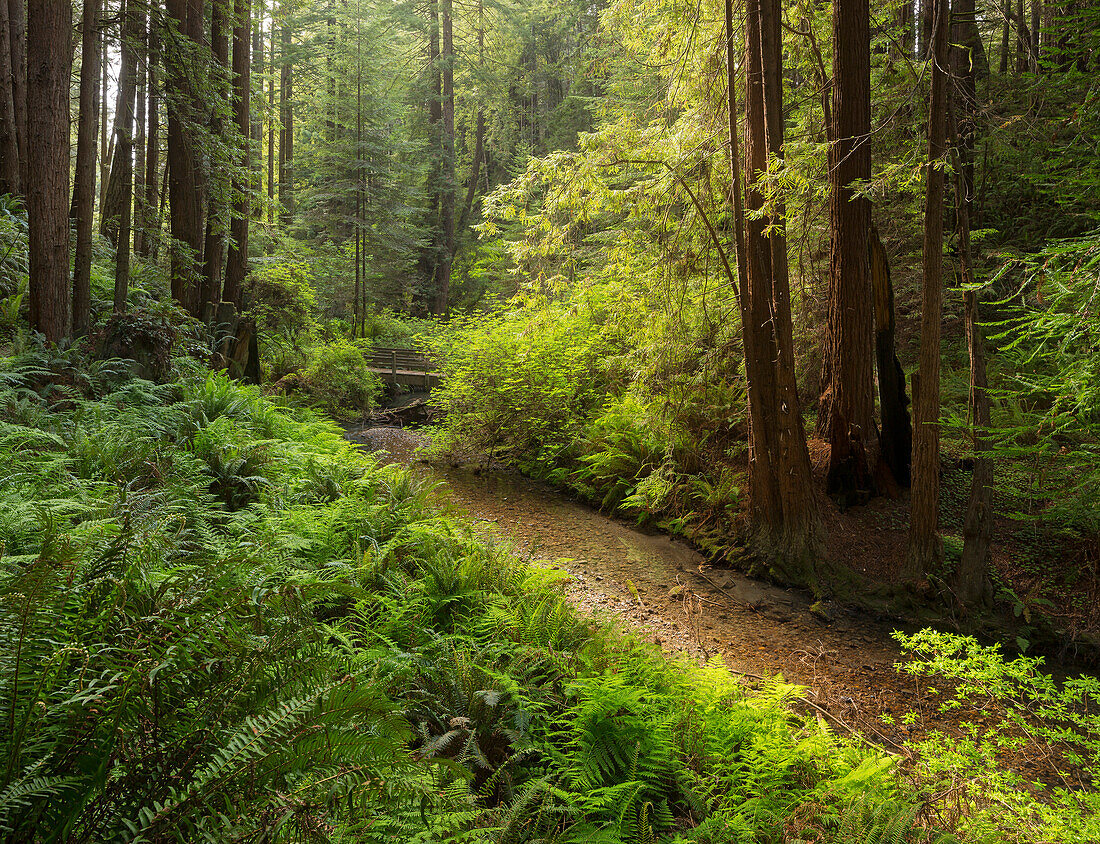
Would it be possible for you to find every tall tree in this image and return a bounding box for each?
[740,0,821,580]
[137,20,160,258]
[165,0,207,315]
[953,0,991,604]
[817,0,876,504]
[267,8,274,222]
[72,0,102,336]
[26,0,72,342]
[108,0,140,311]
[250,0,262,221]
[132,13,147,258]
[871,224,911,486]
[224,0,251,309]
[99,25,111,211]
[435,0,455,315]
[201,0,231,311]
[457,0,485,234]
[278,0,293,223]
[1030,0,1041,66]
[9,0,26,188]
[420,0,442,310]
[0,0,20,195]
[907,0,950,578]
[1016,0,1031,72]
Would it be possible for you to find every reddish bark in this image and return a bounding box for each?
[27,0,72,342]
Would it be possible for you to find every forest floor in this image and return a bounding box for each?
[346,423,1082,789]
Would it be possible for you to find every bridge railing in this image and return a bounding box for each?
[365,346,439,388]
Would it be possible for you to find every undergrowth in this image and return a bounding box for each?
[1,351,944,841]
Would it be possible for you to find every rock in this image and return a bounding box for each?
[730,581,770,610]
[809,600,838,624]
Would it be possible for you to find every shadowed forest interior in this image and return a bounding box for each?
[2,0,1100,839]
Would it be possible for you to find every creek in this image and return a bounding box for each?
[344,423,955,752]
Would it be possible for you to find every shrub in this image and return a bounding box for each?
[432,308,613,473]
[298,339,384,419]
[895,629,1100,842]
[246,257,319,341]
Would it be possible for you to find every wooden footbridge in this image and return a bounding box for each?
[366,346,441,389]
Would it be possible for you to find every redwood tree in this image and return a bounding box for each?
[26,0,72,342]
[907,0,950,577]
[201,0,231,311]
[436,0,455,315]
[224,0,251,309]
[9,0,26,187]
[110,0,140,312]
[72,0,102,336]
[817,0,877,504]
[278,0,293,223]
[137,21,160,259]
[0,0,20,195]
[165,0,207,316]
[738,0,821,581]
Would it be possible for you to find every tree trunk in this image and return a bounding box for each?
[1000,0,1011,73]
[1016,0,1030,72]
[954,0,990,79]
[137,21,160,259]
[111,0,139,312]
[250,1,262,220]
[8,0,26,189]
[165,0,207,316]
[421,0,442,312]
[896,0,913,56]
[224,0,251,309]
[132,13,147,258]
[26,0,71,342]
[1030,0,1041,67]
[0,0,21,195]
[435,0,454,316]
[278,1,293,224]
[457,0,485,235]
[202,0,231,311]
[958,290,993,604]
[907,0,949,578]
[267,8,274,222]
[871,224,912,487]
[817,0,876,506]
[99,26,110,211]
[955,194,992,604]
[743,0,821,583]
[920,0,934,57]
[72,0,101,336]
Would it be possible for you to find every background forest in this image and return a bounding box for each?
[2,0,1100,838]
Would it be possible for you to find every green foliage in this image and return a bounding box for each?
[247,256,320,340]
[0,357,933,841]
[432,308,615,472]
[298,339,385,419]
[895,630,1100,842]
[0,194,28,300]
